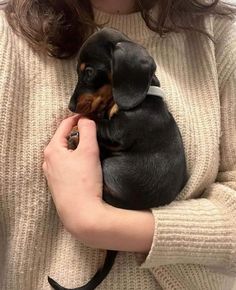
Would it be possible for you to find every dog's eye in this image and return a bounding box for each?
[83,67,96,83]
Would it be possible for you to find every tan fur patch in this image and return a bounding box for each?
[97,84,112,101]
[91,96,102,111]
[108,104,119,119]
[76,84,113,116]
[76,93,94,114]
[80,63,86,71]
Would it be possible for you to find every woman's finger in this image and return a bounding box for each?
[50,115,80,148]
[75,118,99,154]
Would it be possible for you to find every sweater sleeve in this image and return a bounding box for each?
[135,19,236,274]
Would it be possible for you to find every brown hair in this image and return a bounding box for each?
[3,0,236,58]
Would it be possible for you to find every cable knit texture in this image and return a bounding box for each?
[0,7,236,290]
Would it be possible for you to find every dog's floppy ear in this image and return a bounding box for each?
[112,41,156,110]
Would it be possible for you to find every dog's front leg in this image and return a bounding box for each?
[97,119,127,152]
[67,125,79,150]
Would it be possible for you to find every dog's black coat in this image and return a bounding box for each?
[48,28,187,290]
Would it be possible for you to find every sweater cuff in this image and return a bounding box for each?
[135,192,235,271]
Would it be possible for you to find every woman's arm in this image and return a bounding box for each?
[43,115,154,253]
[137,69,236,273]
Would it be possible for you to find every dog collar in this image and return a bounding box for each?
[147,86,165,99]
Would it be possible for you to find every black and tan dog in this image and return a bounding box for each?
[48,28,187,290]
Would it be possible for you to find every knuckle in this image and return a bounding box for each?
[88,148,98,157]
[80,118,96,129]
[84,145,99,157]
[61,118,68,125]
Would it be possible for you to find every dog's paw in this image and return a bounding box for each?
[67,126,80,150]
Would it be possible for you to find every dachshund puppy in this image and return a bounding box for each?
[48,28,187,290]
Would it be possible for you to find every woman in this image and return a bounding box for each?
[0,0,236,289]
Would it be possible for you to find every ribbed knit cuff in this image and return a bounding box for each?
[135,184,236,273]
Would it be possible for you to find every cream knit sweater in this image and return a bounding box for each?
[0,7,236,290]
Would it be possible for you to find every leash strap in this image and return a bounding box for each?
[147,86,166,98]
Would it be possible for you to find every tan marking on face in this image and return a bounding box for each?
[76,93,94,114]
[75,84,114,118]
[96,84,113,107]
[80,63,86,71]
[91,96,102,111]
[108,104,119,119]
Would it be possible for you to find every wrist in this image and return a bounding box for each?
[104,205,155,253]
[58,196,105,241]
[63,198,155,254]
[81,203,155,253]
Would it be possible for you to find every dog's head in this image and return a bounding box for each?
[69,28,157,119]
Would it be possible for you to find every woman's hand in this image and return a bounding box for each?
[43,115,154,253]
[43,115,105,238]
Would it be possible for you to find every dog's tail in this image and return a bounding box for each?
[48,250,118,290]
